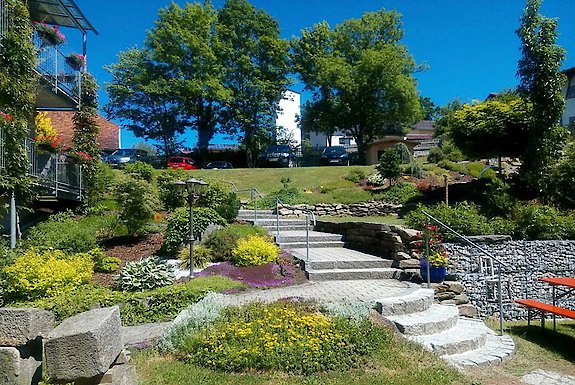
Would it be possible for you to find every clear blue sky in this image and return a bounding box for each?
[69,0,575,149]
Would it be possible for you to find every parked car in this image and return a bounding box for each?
[320,146,350,166]
[167,156,198,170]
[105,149,149,167]
[204,161,233,170]
[101,148,117,163]
[258,145,296,168]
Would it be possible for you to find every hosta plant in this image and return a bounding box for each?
[116,257,175,292]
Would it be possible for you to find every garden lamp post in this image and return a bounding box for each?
[173,178,209,277]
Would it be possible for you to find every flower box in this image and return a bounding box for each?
[35,23,66,46]
[65,54,85,71]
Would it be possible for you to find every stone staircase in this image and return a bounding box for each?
[377,288,515,367]
[237,209,401,281]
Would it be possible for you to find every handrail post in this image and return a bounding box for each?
[498,265,504,336]
[253,189,258,223]
[425,221,430,289]
[306,214,310,262]
[276,198,280,236]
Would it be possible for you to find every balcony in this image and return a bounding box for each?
[0,0,97,109]
[0,127,84,202]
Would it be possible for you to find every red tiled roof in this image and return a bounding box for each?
[44,111,120,150]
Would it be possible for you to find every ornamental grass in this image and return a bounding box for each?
[173,301,388,375]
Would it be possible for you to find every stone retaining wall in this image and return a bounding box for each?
[445,240,575,320]
[276,201,402,217]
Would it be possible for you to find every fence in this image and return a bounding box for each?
[0,128,83,201]
[0,0,11,44]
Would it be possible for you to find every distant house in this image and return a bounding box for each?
[306,129,357,151]
[365,120,437,165]
[276,90,301,146]
[46,111,120,150]
[562,66,575,128]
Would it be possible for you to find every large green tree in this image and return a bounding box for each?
[292,10,422,163]
[216,0,290,165]
[516,0,567,194]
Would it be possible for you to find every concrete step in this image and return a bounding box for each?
[375,288,435,316]
[275,232,343,243]
[306,267,401,281]
[262,225,311,232]
[304,258,393,271]
[386,304,460,336]
[249,219,306,226]
[237,211,278,220]
[278,240,345,249]
[442,333,516,367]
[408,318,490,356]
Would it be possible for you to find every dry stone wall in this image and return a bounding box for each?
[444,239,575,320]
[276,201,402,217]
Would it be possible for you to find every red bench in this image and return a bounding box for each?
[515,299,575,330]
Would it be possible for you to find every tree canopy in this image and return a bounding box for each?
[292,10,422,163]
[105,1,289,162]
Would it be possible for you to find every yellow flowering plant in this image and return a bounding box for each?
[34,111,61,152]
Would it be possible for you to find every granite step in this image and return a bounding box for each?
[304,258,393,270]
[386,304,460,335]
[306,267,401,281]
[275,231,343,243]
[442,332,516,367]
[263,225,312,232]
[375,288,435,316]
[278,240,345,249]
[407,318,490,356]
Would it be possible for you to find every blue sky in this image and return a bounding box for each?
[68,0,575,149]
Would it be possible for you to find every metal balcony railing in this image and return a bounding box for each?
[0,0,11,43]
[0,128,83,201]
[33,31,82,105]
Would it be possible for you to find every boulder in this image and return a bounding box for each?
[447,282,466,295]
[0,347,19,385]
[45,306,123,383]
[0,308,55,346]
[458,304,478,318]
[392,252,411,262]
[398,259,421,269]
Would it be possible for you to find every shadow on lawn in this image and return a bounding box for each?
[509,323,575,362]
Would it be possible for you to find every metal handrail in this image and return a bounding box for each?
[276,198,316,261]
[421,210,506,336]
[236,188,263,222]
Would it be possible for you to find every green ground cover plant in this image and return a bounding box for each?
[10,276,243,325]
[374,183,422,205]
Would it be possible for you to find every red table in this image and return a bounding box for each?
[538,277,575,330]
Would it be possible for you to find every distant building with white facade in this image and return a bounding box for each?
[306,130,357,150]
[562,67,575,129]
[276,90,301,146]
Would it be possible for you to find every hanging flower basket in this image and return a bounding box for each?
[65,54,85,71]
[36,141,59,154]
[34,22,66,46]
[0,111,13,128]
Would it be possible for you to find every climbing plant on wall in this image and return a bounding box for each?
[72,73,101,204]
[0,0,37,203]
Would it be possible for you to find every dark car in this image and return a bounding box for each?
[320,146,350,166]
[167,156,198,170]
[204,161,233,170]
[258,145,296,168]
[101,148,118,163]
[105,149,149,167]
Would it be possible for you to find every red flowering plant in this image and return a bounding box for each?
[34,22,66,46]
[415,224,448,268]
[65,53,85,71]
[64,148,92,163]
[0,111,13,127]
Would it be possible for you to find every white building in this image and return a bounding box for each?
[307,130,356,150]
[276,90,301,146]
[562,67,575,128]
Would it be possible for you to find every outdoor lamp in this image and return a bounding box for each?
[172,178,209,278]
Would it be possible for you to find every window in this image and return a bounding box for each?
[339,137,351,145]
[568,77,575,99]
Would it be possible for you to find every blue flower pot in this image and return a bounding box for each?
[420,265,447,283]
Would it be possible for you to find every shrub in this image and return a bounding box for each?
[173,301,388,374]
[25,217,98,254]
[156,169,189,210]
[89,162,117,205]
[3,248,93,300]
[115,175,159,236]
[366,172,385,187]
[344,168,366,183]
[95,256,122,273]
[204,224,267,261]
[376,183,422,205]
[511,203,575,240]
[259,186,303,208]
[467,162,486,177]
[124,161,155,182]
[116,257,175,292]
[441,140,464,162]
[405,202,513,240]
[231,235,279,267]
[94,214,122,240]
[427,147,445,163]
[162,207,226,257]
[551,143,575,209]
[197,184,240,223]
[12,276,244,325]
[179,244,213,269]
[402,162,423,178]
[437,159,466,173]
[377,148,401,186]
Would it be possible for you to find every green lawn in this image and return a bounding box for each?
[192,166,377,205]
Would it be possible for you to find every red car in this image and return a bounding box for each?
[167,156,198,170]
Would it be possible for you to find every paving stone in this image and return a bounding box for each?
[521,369,575,385]
[45,306,123,383]
[0,308,54,346]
